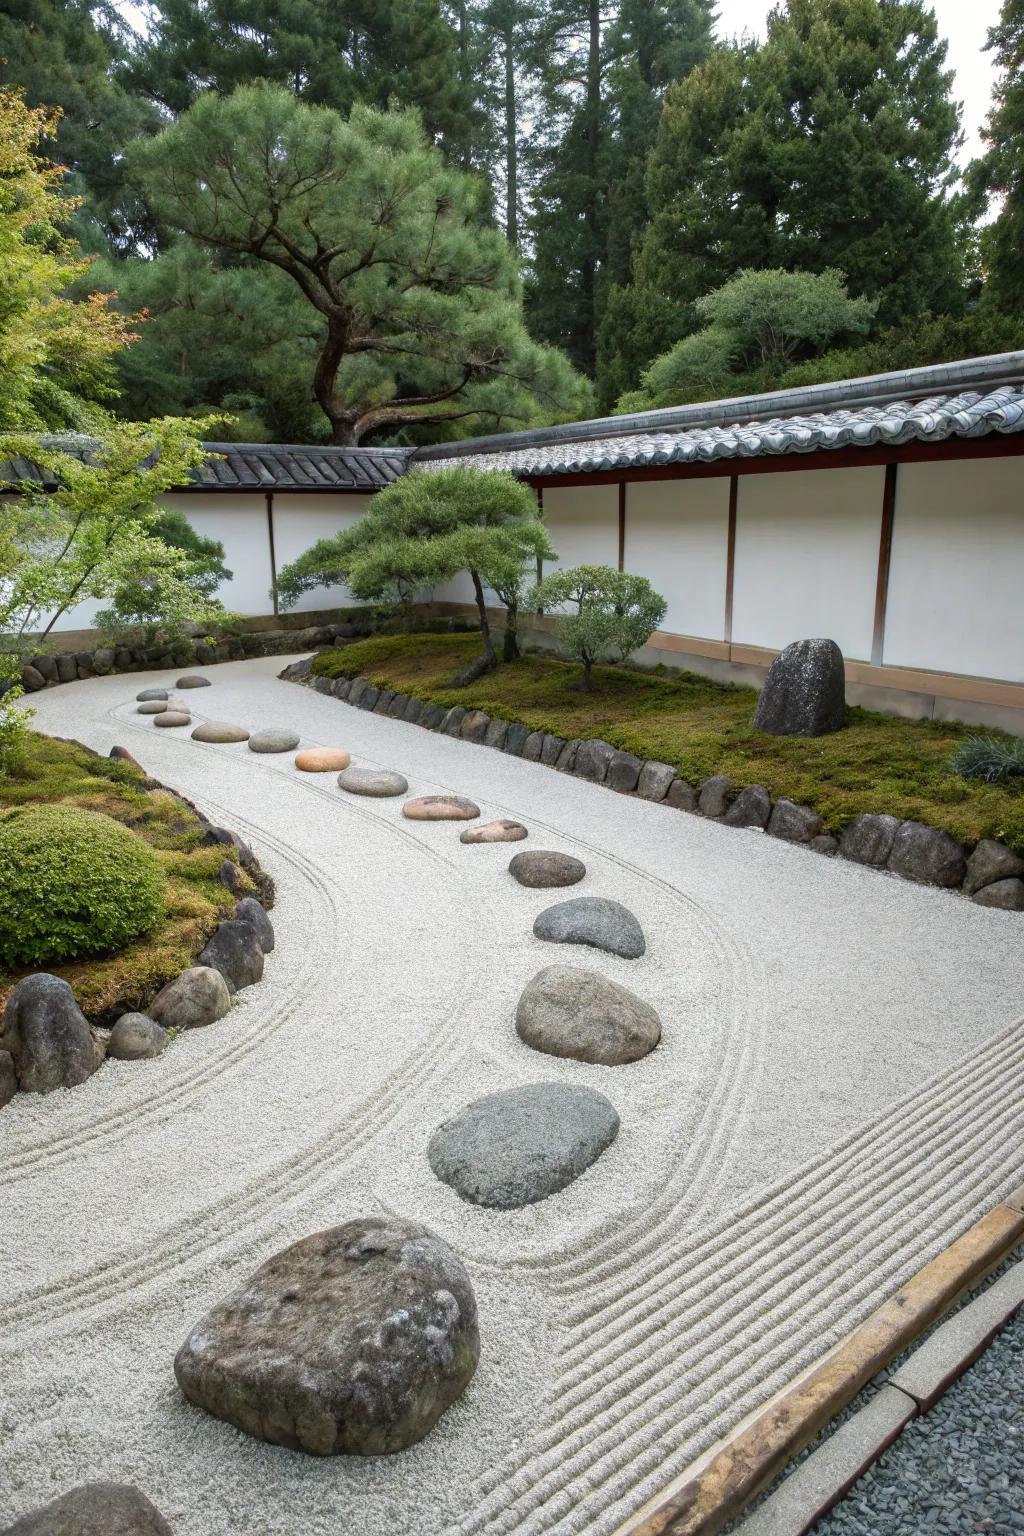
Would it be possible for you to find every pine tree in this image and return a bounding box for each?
[605,0,971,407]
[974,0,1024,312]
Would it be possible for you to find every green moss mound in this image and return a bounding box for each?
[0,804,167,967]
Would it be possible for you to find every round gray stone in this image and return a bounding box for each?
[174,1217,479,1455]
[107,1013,169,1061]
[149,966,231,1031]
[509,850,586,888]
[533,897,646,959]
[248,728,300,753]
[972,877,1024,911]
[136,688,170,702]
[427,1082,620,1208]
[137,700,168,715]
[234,897,275,953]
[963,838,1024,896]
[515,965,661,1065]
[0,974,100,1094]
[337,766,409,797]
[888,821,967,888]
[198,920,264,994]
[153,711,191,728]
[191,721,250,744]
[176,675,212,688]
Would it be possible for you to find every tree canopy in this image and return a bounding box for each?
[126,86,592,445]
[974,0,1024,313]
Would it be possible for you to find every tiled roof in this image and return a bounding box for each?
[0,439,410,493]
[415,386,1024,479]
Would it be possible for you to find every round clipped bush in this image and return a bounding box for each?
[0,805,166,967]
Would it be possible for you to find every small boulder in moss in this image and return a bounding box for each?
[0,805,166,968]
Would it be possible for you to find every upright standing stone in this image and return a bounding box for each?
[0,974,100,1094]
[753,638,846,736]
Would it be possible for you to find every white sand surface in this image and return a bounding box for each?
[2,657,1022,1535]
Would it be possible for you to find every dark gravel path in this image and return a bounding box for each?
[814,1307,1024,1535]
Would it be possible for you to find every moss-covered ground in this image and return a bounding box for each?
[0,734,255,1020]
[312,633,1024,852]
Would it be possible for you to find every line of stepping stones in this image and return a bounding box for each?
[46,671,664,1482]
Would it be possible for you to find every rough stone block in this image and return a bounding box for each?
[637,761,676,802]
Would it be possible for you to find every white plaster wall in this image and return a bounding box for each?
[623,479,730,641]
[271,492,373,611]
[540,484,620,576]
[159,492,274,618]
[732,467,884,660]
[883,459,1024,682]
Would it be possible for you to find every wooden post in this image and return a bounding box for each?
[618,481,626,571]
[872,464,897,667]
[266,491,279,616]
[724,475,738,645]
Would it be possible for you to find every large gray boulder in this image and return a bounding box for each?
[887,821,967,888]
[606,751,642,793]
[963,839,1024,896]
[534,897,646,959]
[723,785,771,829]
[697,775,736,818]
[0,974,100,1094]
[972,878,1024,911]
[766,799,825,844]
[198,920,265,994]
[174,1218,479,1455]
[753,638,846,736]
[149,967,231,1030]
[2,1482,173,1535]
[574,740,616,784]
[427,1082,620,1208]
[839,813,901,868]
[509,850,586,888]
[516,966,661,1065]
[637,761,676,802]
[0,1049,17,1108]
[234,897,275,953]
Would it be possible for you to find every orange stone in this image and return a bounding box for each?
[295,747,351,772]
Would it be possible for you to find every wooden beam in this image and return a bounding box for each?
[872,464,898,667]
[724,476,738,644]
[618,481,626,571]
[265,491,279,616]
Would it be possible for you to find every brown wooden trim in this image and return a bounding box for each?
[618,481,626,571]
[265,491,279,615]
[526,434,1024,491]
[872,464,898,666]
[724,476,738,644]
[650,631,732,662]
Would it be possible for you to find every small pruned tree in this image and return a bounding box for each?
[276,467,555,676]
[95,509,233,643]
[530,564,667,691]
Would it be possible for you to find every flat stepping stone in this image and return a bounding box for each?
[248,728,300,753]
[461,819,528,844]
[509,850,586,888]
[427,1082,620,1208]
[137,700,168,715]
[153,711,191,728]
[534,897,646,959]
[176,675,211,688]
[295,747,351,772]
[173,1217,479,1454]
[516,965,661,1064]
[192,721,250,743]
[136,688,169,702]
[337,766,408,797]
[403,795,480,821]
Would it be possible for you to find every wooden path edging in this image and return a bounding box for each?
[614,1187,1024,1536]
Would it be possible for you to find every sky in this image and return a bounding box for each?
[716,0,1002,165]
[115,1,1003,168]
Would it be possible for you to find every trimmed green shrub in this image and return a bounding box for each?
[0,805,167,967]
[951,736,1024,785]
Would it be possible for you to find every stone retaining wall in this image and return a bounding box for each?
[281,658,1024,916]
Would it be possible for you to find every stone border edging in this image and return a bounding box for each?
[612,1188,1024,1536]
[279,659,1024,914]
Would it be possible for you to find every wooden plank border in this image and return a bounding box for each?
[724,476,738,645]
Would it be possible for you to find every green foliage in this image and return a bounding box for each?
[0,804,166,966]
[604,0,972,401]
[310,632,1024,853]
[972,0,1024,313]
[124,86,591,445]
[952,736,1024,785]
[0,677,33,776]
[629,269,876,409]
[530,564,667,688]
[94,508,232,642]
[0,414,218,646]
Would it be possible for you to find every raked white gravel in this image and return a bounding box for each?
[2,657,1022,1536]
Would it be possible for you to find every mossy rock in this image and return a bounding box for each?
[0,805,166,968]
